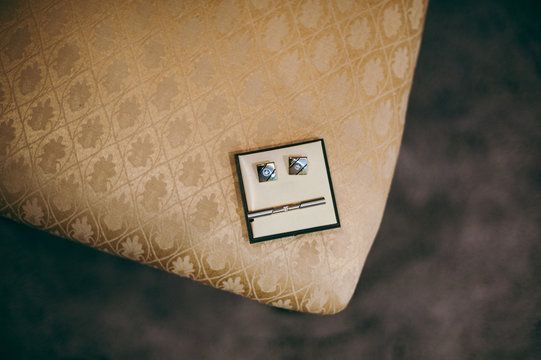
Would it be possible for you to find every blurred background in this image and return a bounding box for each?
[1,0,540,358]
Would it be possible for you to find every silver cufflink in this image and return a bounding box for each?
[289,157,307,175]
[257,162,277,182]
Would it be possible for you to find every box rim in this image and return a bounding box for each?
[234,138,340,243]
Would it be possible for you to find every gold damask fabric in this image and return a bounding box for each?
[0,0,426,313]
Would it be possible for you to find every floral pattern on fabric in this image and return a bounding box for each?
[0,0,426,314]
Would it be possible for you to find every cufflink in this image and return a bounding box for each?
[289,157,307,175]
[257,162,277,182]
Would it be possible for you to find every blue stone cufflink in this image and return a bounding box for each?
[289,157,307,175]
[257,162,277,182]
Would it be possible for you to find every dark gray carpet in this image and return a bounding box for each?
[1,0,540,359]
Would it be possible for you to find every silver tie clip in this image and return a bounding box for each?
[247,197,326,219]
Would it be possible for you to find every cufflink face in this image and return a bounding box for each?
[257,162,277,182]
[289,157,307,175]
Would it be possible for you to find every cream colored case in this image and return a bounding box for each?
[235,139,340,243]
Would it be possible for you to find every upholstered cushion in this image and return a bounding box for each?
[0,0,426,313]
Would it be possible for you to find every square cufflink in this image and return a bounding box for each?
[289,157,307,175]
[257,162,277,182]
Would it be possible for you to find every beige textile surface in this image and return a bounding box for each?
[0,0,426,313]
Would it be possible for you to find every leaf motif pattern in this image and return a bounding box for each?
[5,26,32,62]
[38,137,66,174]
[28,99,54,131]
[0,119,16,156]
[19,62,41,95]
[172,256,195,277]
[120,236,144,261]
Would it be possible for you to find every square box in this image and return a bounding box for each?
[235,139,340,243]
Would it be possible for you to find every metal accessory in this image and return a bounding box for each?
[256,162,277,182]
[289,156,307,175]
[247,197,325,219]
